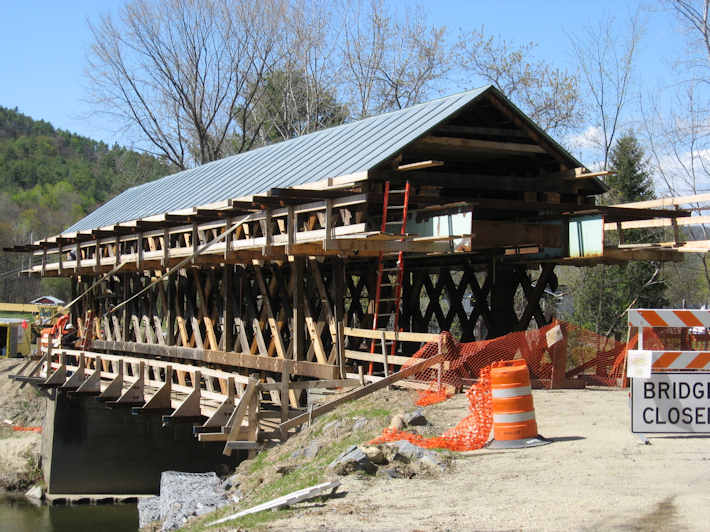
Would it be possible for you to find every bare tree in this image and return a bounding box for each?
[456,29,581,136]
[250,0,346,143]
[569,14,642,169]
[341,0,449,118]
[668,0,710,80]
[87,0,287,169]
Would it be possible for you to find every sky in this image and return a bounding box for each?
[0,0,694,151]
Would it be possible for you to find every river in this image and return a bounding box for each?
[0,494,139,531]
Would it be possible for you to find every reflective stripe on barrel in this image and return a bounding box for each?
[490,359,538,442]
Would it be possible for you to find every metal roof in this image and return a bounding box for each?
[63,86,582,233]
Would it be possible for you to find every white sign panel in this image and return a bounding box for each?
[626,350,652,379]
[546,325,563,347]
[631,372,710,433]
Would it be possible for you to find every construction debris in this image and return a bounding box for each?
[207,480,341,526]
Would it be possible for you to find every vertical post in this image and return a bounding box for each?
[286,207,295,255]
[41,248,47,276]
[95,241,101,273]
[121,273,129,341]
[115,234,121,264]
[292,258,305,361]
[549,321,568,389]
[162,228,170,268]
[224,217,233,261]
[263,209,272,256]
[166,273,175,346]
[247,378,259,459]
[334,258,346,378]
[191,223,198,261]
[74,241,80,273]
[323,199,333,250]
[137,232,144,272]
[223,264,234,352]
[380,330,389,378]
[280,360,291,441]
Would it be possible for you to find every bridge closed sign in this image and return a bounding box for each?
[632,372,710,433]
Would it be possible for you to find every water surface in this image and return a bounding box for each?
[0,494,138,532]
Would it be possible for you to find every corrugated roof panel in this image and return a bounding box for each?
[64,86,507,233]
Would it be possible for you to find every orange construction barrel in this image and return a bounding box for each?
[488,359,550,449]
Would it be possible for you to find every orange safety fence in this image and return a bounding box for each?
[370,320,634,452]
[11,426,42,433]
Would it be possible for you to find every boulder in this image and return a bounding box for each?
[24,484,43,501]
[159,471,230,531]
[403,409,429,427]
[327,445,377,475]
[386,440,426,463]
[388,414,405,431]
[361,446,387,465]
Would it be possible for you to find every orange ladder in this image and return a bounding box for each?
[368,181,410,374]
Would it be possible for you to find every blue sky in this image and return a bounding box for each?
[0,1,692,149]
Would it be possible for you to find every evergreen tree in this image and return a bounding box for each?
[572,134,668,338]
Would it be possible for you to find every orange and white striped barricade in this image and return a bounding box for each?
[628,308,710,435]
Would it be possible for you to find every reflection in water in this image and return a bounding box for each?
[0,494,139,532]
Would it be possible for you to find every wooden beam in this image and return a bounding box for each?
[344,327,439,343]
[411,136,546,154]
[92,340,339,379]
[613,192,710,210]
[279,352,445,432]
[223,378,259,456]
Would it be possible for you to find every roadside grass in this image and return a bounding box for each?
[179,391,400,531]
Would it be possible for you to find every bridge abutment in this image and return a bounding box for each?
[41,391,238,495]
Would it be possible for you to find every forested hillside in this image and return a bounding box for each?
[0,106,173,302]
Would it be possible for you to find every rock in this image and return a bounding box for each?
[327,445,377,475]
[419,453,448,472]
[388,414,405,431]
[24,484,43,501]
[403,409,429,427]
[159,471,231,531]
[221,472,242,491]
[322,419,343,434]
[290,439,321,460]
[361,446,387,465]
[138,496,161,529]
[303,440,322,459]
[276,464,296,476]
[352,416,368,432]
[386,440,426,463]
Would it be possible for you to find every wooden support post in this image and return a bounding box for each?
[166,275,175,345]
[280,360,291,441]
[286,206,296,255]
[223,264,234,352]
[201,377,235,429]
[75,355,101,394]
[323,199,334,250]
[334,258,346,378]
[254,266,287,358]
[191,317,204,349]
[95,241,101,273]
[41,248,47,276]
[137,232,144,272]
[292,258,305,361]
[162,228,170,268]
[140,365,173,413]
[111,361,144,405]
[223,378,259,456]
[99,359,124,401]
[380,330,389,378]
[168,370,202,420]
[74,241,80,273]
[63,353,86,389]
[263,209,272,255]
[192,223,198,261]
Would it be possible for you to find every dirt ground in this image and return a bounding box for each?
[0,358,44,491]
[263,387,710,531]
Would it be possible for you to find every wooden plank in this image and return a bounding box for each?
[203,316,218,351]
[292,257,306,361]
[397,160,444,171]
[344,327,438,343]
[345,349,411,366]
[176,316,189,347]
[201,377,235,428]
[260,378,359,391]
[604,215,710,231]
[191,317,204,350]
[169,371,202,418]
[153,316,165,345]
[92,340,339,379]
[412,136,546,154]
[223,378,259,456]
[279,352,445,432]
[207,481,340,526]
[140,365,172,412]
[613,192,710,209]
[254,266,287,358]
[132,315,143,343]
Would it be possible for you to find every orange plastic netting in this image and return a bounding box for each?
[369,320,632,451]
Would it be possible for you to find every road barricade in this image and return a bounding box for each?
[628,308,710,434]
